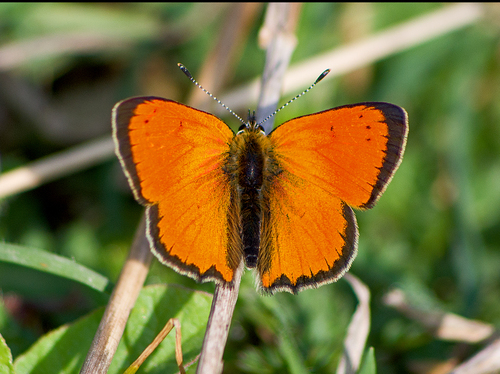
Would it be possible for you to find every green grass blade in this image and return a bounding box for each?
[0,333,16,374]
[0,242,112,293]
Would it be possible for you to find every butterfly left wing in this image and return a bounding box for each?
[112,97,242,284]
[259,103,408,293]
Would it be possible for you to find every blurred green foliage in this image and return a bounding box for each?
[1,3,499,373]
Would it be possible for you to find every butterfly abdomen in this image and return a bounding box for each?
[237,133,266,268]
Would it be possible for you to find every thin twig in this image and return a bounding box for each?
[256,3,301,133]
[195,3,300,373]
[384,288,495,343]
[0,137,114,199]
[124,318,185,374]
[188,3,262,110]
[196,266,243,373]
[80,215,152,374]
[449,338,500,374]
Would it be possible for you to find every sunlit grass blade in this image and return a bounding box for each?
[0,242,112,293]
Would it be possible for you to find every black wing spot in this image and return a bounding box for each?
[366,138,371,142]
[366,125,371,129]
[359,114,364,119]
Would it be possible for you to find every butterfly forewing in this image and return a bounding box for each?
[269,103,408,209]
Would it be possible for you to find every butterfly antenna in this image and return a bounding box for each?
[257,69,331,127]
[178,63,246,125]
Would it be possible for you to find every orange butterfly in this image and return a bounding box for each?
[112,71,408,294]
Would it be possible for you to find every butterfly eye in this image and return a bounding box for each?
[237,123,249,134]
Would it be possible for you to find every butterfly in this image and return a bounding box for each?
[112,70,408,294]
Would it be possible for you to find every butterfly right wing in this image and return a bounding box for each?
[258,103,407,293]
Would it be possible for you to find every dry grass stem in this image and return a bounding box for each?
[0,137,114,199]
[188,3,262,110]
[384,289,495,343]
[80,215,153,374]
[336,274,371,374]
[256,3,301,133]
[196,266,243,374]
[124,318,185,374]
[196,3,300,373]
[450,338,500,374]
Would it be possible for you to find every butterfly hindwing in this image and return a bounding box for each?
[259,169,358,293]
[112,97,242,283]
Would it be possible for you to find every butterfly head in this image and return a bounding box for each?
[237,110,265,135]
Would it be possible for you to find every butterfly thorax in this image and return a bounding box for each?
[225,123,276,269]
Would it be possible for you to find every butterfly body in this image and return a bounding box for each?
[112,97,408,294]
[224,121,277,270]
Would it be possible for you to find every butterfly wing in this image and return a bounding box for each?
[112,97,241,283]
[260,103,408,293]
[259,175,359,293]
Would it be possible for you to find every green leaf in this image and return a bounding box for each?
[109,285,211,373]
[0,333,15,374]
[13,308,103,374]
[0,242,112,293]
[13,284,211,374]
[358,347,376,374]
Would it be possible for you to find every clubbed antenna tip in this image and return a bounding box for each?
[315,69,330,84]
[177,63,193,79]
[257,68,331,127]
